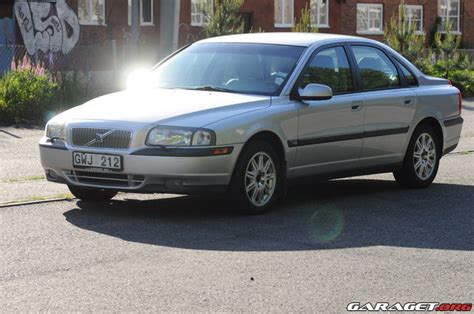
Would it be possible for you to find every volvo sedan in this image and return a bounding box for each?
[40,33,464,214]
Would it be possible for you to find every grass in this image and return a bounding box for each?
[2,175,45,183]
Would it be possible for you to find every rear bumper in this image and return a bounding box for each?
[441,116,463,156]
[39,137,243,194]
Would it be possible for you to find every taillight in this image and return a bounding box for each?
[459,92,463,115]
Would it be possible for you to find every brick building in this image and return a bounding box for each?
[0,0,473,72]
[176,0,474,49]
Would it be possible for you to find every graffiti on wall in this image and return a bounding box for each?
[14,0,80,55]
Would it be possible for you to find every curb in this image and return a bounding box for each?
[446,150,474,156]
[0,197,75,209]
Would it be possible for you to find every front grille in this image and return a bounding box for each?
[71,128,131,149]
[65,170,145,188]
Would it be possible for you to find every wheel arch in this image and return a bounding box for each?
[243,130,287,167]
[414,117,444,154]
[229,130,288,190]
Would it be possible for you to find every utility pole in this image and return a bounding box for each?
[160,0,181,59]
[130,0,141,54]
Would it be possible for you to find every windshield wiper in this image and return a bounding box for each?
[186,86,235,93]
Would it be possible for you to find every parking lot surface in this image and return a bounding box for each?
[0,101,473,312]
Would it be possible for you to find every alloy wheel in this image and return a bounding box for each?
[413,133,437,180]
[244,152,277,207]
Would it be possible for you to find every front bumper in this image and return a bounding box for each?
[39,137,243,194]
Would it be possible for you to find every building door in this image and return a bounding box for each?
[241,12,253,33]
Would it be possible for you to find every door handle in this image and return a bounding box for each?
[404,99,414,106]
[351,101,363,112]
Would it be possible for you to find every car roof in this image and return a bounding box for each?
[198,32,377,47]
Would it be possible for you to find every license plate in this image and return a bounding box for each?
[73,152,123,171]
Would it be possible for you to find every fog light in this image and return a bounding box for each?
[46,169,58,180]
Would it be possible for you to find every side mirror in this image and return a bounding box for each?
[294,83,333,101]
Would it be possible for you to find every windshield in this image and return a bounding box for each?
[152,43,306,96]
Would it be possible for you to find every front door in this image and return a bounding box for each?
[293,46,364,177]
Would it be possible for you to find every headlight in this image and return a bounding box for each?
[46,121,66,140]
[146,127,215,147]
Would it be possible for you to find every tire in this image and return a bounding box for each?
[68,185,117,202]
[393,124,441,188]
[230,140,283,215]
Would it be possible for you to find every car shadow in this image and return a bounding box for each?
[63,178,474,252]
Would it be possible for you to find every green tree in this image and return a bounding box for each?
[202,0,244,38]
[384,1,424,61]
[434,21,462,78]
[292,4,318,33]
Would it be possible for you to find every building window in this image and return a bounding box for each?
[402,5,423,34]
[357,3,383,34]
[275,0,294,27]
[191,0,213,26]
[438,0,461,33]
[128,0,154,26]
[78,0,105,25]
[310,0,329,28]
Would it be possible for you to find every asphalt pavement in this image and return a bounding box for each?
[0,100,473,312]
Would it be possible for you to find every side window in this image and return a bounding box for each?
[395,59,418,86]
[300,46,354,94]
[352,46,400,90]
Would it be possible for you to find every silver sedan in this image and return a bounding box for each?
[40,33,464,214]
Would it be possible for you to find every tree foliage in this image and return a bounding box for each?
[292,4,318,33]
[434,20,462,78]
[202,0,244,38]
[384,1,424,61]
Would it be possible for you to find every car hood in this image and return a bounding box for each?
[56,88,271,127]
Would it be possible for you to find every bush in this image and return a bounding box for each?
[414,50,474,97]
[54,71,92,110]
[450,69,474,97]
[417,62,474,97]
[0,58,58,124]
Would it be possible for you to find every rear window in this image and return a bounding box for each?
[395,59,418,87]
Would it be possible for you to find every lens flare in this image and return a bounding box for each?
[45,111,57,121]
[307,206,345,243]
[126,69,153,90]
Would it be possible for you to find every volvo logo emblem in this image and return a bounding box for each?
[84,130,115,146]
[95,133,106,143]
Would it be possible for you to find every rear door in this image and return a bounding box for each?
[349,45,417,167]
[293,45,364,177]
